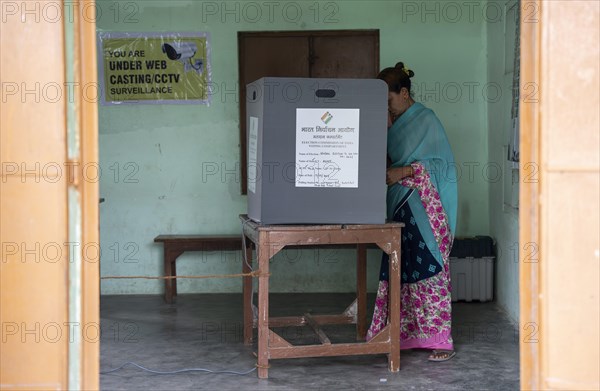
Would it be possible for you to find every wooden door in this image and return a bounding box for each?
[0,0,99,389]
[238,30,379,194]
[520,1,600,389]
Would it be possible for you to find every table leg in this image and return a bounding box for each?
[243,241,253,345]
[257,244,270,379]
[356,244,367,340]
[388,240,401,372]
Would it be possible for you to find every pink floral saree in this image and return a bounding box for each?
[367,162,454,350]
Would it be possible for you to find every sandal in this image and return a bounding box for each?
[428,350,456,362]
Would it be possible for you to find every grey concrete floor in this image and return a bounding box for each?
[100,294,520,390]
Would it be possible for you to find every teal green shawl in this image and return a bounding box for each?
[387,102,458,266]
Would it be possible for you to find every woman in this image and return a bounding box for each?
[367,62,458,362]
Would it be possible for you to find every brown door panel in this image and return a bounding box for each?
[311,35,379,78]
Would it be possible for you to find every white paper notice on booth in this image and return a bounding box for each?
[295,108,360,188]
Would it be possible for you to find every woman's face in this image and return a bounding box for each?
[388,87,411,123]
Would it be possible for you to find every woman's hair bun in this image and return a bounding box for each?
[394,61,414,78]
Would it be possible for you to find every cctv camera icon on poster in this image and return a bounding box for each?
[161,41,203,75]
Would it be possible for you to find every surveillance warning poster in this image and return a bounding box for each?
[97,32,210,105]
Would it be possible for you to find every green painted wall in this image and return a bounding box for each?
[98,0,491,294]
[486,0,520,322]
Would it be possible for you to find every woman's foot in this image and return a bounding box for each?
[428,350,456,362]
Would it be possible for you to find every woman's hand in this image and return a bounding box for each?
[386,166,414,185]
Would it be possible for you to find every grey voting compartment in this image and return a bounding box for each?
[246,77,388,224]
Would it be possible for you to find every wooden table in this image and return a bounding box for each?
[240,214,403,378]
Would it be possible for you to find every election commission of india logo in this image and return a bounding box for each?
[321,111,333,124]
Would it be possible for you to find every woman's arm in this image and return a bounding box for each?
[386,165,414,185]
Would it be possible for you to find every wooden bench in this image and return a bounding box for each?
[154,235,243,303]
[154,234,381,304]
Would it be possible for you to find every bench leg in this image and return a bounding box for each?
[164,248,173,304]
[243,241,253,345]
[356,244,367,340]
[172,260,177,297]
[164,248,182,304]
